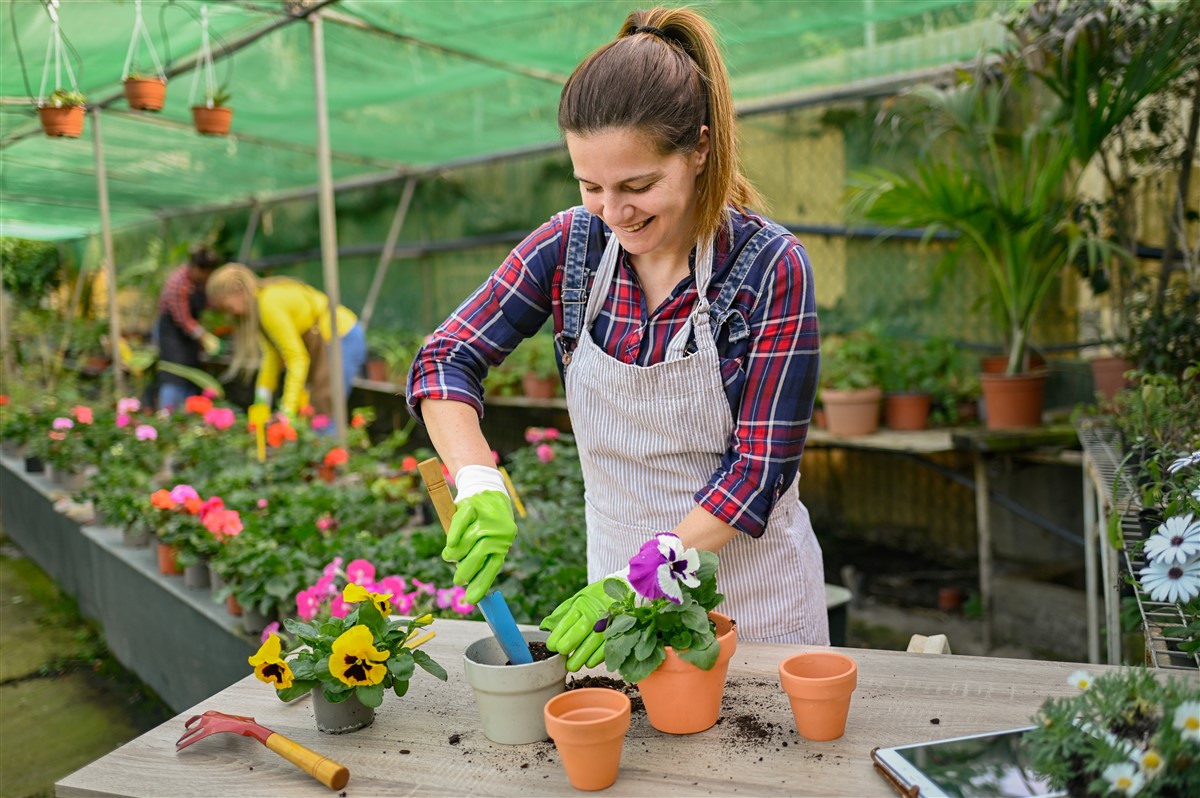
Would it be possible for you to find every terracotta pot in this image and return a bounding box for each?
[937,587,964,612]
[123,77,166,111]
[821,387,882,436]
[463,630,566,744]
[637,611,737,735]
[521,373,558,400]
[778,651,858,741]
[38,104,85,138]
[811,408,827,430]
[191,105,233,136]
[981,352,1046,374]
[312,689,375,734]
[226,593,244,617]
[156,543,182,576]
[544,688,631,791]
[980,371,1046,429]
[884,392,932,431]
[365,358,388,382]
[1089,356,1134,401]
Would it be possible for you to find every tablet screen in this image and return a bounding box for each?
[891,727,1060,798]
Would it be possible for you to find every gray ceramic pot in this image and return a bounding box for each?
[463,629,566,744]
[311,689,374,734]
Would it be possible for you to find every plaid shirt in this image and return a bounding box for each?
[157,266,205,340]
[408,207,819,537]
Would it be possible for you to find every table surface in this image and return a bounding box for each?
[58,618,1107,798]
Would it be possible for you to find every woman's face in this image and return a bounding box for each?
[566,126,709,265]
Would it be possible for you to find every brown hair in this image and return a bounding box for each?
[558,6,762,242]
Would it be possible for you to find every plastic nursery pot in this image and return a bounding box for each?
[544,688,631,791]
[311,688,374,734]
[637,611,737,735]
[463,630,566,744]
[191,105,232,136]
[38,104,85,138]
[156,543,182,576]
[123,77,166,111]
[778,651,858,741]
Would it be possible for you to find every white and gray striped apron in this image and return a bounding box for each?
[559,210,828,644]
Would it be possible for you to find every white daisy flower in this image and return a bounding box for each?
[1140,556,1200,604]
[1175,700,1200,743]
[1143,514,1200,564]
[1103,763,1145,795]
[1168,451,1200,474]
[1067,669,1094,690]
[1139,749,1164,779]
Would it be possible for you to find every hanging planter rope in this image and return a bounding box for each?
[188,5,232,136]
[122,0,167,111]
[37,0,85,138]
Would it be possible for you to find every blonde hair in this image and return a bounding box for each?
[206,263,263,382]
[558,6,762,243]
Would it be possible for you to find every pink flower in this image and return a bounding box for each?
[202,387,218,399]
[378,575,407,597]
[256,498,269,509]
[72,405,93,424]
[260,622,279,643]
[199,496,225,520]
[116,414,132,428]
[437,587,455,609]
[117,397,141,415]
[311,414,330,431]
[450,586,475,615]
[296,588,322,620]
[203,407,235,430]
[322,557,344,579]
[410,578,436,595]
[48,431,66,441]
[491,449,501,464]
[393,592,415,614]
[314,574,337,597]
[169,484,199,503]
[135,424,157,441]
[543,428,560,441]
[202,508,242,538]
[52,417,74,431]
[536,444,555,463]
[315,515,338,532]
[346,559,375,585]
[329,595,350,619]
[524,427,542,444]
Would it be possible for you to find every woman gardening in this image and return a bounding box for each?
[406,6,827,671]
[206,264,367,427]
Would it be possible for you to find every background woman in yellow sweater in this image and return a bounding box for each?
[205,264,366,422]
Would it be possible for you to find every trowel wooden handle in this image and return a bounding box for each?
[418,457,457,532]
[264,733,349,790]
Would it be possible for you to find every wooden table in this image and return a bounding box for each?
[58,618,1104,797]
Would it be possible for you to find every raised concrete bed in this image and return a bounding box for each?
[1,455,255,712]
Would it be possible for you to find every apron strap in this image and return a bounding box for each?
[705,221,793,346]
[555,206,594,365]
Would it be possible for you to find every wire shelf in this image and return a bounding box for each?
[1077,419,1199,671]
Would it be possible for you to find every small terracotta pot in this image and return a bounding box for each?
[365,358,389,382]
[778,651,858,741]
[226,593,244,617]
[312,689,374,734]
[124,77,166,111]
[821,387,882,436]
[884,392,932,431]
[156,543,182,576]
[38,104,85,137]
[192,105,233,135]
[938,586,964,612]
[1089,355,1133,401]
[544,688,631,791]
[980,371,1046,429]
[522,373,558,399]
[637,611,737,734]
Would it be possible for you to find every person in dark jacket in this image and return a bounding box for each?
[154,245,222,411]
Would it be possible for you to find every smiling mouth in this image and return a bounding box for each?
[620,218,652,233]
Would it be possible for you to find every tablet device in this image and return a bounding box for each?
[871,725,1065,798]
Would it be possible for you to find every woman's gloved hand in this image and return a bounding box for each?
[442,466,516,605]
[541,574,632,672]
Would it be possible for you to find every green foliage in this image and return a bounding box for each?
[511,333,559,380]
[48,88,86,107]
[205,86,231,107]
[820,326,885,391]
[1124,287,1200,380]
[0,238,61,307]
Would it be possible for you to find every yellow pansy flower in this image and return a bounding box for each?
[342,583,393,617]
[329,624,388,687]
[248,634,294,690]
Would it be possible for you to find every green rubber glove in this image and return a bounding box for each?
[441,490,516,605]
[541,576,632,672]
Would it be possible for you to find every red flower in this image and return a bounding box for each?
[182,496,204,515]
[401,456,418,473]
[72,405,94,424]
[199,496,225,520]
[350,414,366,428]
[266,421,297,448]
[185,395,213,415]
[0,395,8,406]
[323,447,349,468]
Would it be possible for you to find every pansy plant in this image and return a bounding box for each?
[600,533,724,684]
[250,584,447,708]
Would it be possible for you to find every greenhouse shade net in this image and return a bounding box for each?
[1,0,1008,241]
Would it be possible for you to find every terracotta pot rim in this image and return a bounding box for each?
[779,651,858,694]
[821,386,882,401]
[544,687,630,726]
[125,76,166,86]
[979,370,1049,382]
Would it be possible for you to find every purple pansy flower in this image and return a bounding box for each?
[627,533,701,604]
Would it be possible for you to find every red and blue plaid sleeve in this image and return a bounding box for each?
[158,267,204,339]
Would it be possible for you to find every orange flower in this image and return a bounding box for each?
[350,413,366,428]
[73,405,94,424]
[182,496,204,515]
[150,489,176,510]
[184,395,213,415]
[0,394,9,406]
[323,447,349,467]
[266,421,297,448]
[401,455,418,472]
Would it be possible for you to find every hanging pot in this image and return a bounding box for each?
[637,611,737,735]
[124,77,166,111]
[463,630,566,744]
[192,105,233,136]
[544,688,631,791]
[979,371,1046,429]
[311,688,375,735]
[156,543,182,576]
[778,651,858,741]
[820,387,882,436]
[38,104,85,138]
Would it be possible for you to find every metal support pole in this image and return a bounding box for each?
[310,12,346,444]
[0,286,13,391]
[92,106,125,401]
[1082,455,1100,664]
[360,177,417,332]
[237,203,262,264]
[974,453,992,653]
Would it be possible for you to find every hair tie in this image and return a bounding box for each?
[631,24,667,41]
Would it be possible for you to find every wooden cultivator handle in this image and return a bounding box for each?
[418,457,457,532]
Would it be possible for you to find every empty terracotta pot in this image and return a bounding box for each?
[544,688,630,791]
[779,651,857,741]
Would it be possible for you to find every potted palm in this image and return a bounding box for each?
[192,87,233,136]
[38,89,86,138]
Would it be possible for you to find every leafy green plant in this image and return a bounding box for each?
[820,328,884,391]
[47,89,85,107]
[204,86,231,107]
[512,333,559,380]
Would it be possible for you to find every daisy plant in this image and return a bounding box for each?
[599,533,724,684]
[250,583,447,709]
[1024,667,1200,798]
[1138,450,1200,655]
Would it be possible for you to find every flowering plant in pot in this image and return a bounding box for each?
[192,86,233,136]
[39,89,86,138]
[597,533,735,734]
[1024,666,1200,798]
[250,584,448,733]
